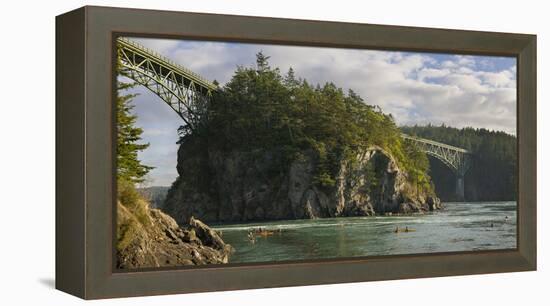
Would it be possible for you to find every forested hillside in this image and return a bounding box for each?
[401,125,517,201]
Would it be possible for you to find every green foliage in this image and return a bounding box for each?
[401,140,432,190]
[115,81,155,251]
[116,178,151,250]
[192,53,433,192]
[117,178,141,208]
[116,206,140,251]
[118,179,150,224]
[363,155,380,194]
[401,124,517,200]
[116,82,154,184]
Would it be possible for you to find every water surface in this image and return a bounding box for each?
[213,201,517,264]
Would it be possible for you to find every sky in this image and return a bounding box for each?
[120,37,517,186]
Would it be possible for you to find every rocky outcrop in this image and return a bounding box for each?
[163,143,441,224]
[116,199,232,269]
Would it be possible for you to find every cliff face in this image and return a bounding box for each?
[116,195,232,269]
[163,141,441,224]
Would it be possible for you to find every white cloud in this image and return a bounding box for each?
[252,44,516,134]
[441,60,458,69]
[418,68,450,81]
[455,55,476,67]
[132,38,180,55]
[476,70,516,88]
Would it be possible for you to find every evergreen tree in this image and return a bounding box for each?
[256,51,271,73]
[284,67,299,88]
[116,82,153,184]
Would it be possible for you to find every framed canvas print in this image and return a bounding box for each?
[56,6,537,299]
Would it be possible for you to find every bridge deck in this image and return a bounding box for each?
[117,38,218,93]
[401,134,470,153]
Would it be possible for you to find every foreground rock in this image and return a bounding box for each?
[163,138,441,224]
[117,199,232,269]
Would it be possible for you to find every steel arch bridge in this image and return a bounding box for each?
[116,37,218,132]
[402,134,472,200]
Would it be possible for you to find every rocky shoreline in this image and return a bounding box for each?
[117,201,232,269]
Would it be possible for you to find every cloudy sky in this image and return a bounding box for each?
[121,37,517,186]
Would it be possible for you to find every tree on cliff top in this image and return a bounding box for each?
[116,82,154,184]
[200,53,433,192]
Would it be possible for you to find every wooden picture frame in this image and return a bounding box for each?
[56,5,536,299]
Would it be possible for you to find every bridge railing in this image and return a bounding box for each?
[401,134,470,153]
[117,37,218,91]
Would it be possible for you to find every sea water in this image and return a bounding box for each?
[212,201,517,264]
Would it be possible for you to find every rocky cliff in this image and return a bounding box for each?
[163,139,441,224]
[116,184,233,269]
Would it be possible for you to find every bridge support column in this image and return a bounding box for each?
[455,174,465,201]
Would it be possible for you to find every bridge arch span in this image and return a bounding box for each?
[402,134,472,200]
[116,38,218,132]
